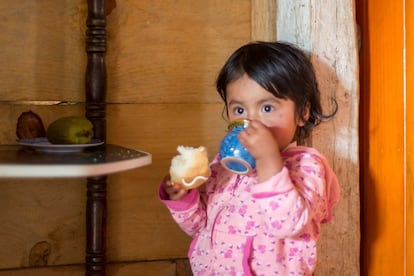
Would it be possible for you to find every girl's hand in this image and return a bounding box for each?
[237,120,283,181]
[163,175,188,200]
[238,120,279,159]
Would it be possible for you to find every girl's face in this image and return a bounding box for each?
[226,74,308,150]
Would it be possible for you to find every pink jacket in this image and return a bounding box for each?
[159,145,340,275]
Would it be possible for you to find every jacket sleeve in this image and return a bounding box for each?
[159,180,207,237]
[250,148,340,238]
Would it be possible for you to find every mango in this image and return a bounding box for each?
[46,116,94,144]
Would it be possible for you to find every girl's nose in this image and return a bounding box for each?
[246,112,258,121]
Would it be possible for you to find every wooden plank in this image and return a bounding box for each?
[251,0,276,41]
[360,0,405,275]
[272,1,360,275]
[0,0,250,104]
[106,104,227,160]
[0,265,84,276]
[406,0,414,274]
[106,261,178,276]
[0,260,191,276]
[105,0,250,104]
[0,178,86,269]
[276,0,311,51]
[309,2,360,275]
[0,1,86,102]
[311,0,360,275]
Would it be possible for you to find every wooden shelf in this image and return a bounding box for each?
[0,144,151,178]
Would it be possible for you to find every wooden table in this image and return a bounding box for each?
[0,144,151,275]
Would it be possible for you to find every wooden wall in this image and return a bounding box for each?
[0,1,359,275]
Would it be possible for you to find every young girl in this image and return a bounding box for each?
[159,41,340,275]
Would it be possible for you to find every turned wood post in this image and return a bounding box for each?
[85,0,107,275]
[85,0,106,141]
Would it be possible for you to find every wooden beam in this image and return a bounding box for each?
[272,1,360,275]
[406,0,414,274]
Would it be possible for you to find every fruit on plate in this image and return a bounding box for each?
[46,116,94,144]
[16,111,46,139]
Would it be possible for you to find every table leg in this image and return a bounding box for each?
[85,176,107,275]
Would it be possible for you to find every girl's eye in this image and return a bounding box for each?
[262,105,274,113]
[233,107,245,115]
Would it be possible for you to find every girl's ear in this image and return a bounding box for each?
[297,102,310,127]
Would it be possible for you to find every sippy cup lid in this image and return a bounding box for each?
[227,119,250,130]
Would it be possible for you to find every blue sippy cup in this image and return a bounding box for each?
[219,120,256,174]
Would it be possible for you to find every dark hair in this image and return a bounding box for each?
[216,41,337,141]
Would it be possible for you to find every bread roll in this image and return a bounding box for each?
[169,146,210,190]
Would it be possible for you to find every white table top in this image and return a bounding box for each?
[0,144,152,178]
